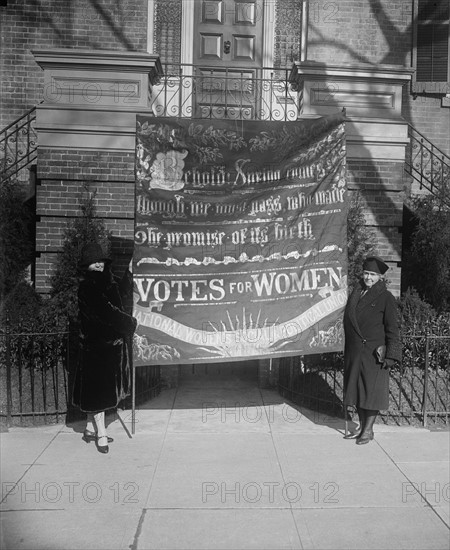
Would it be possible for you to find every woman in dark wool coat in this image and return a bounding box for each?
[343,256,402,445]
[73,243,137,454]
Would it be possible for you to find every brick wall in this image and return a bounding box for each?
[0,0,147,128]
[35,147,135,292]
[35,217,135,293]
[403,91,450,157]
[36,148,135,183]
[306,1,449,161]
[347,159,404,297]
[307,0,412,66]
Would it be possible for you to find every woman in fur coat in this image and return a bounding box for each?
[343,255,402,444]
[73,243,137,454]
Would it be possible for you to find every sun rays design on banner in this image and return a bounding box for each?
[198,308,279,358]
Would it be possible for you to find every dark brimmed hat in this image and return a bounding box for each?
[363,256,389,275]
[79,243,111,268]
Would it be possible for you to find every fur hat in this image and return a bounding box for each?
[79,243,111,268]
[363,255,389,275]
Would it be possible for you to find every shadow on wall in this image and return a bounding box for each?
[305,0,447,292]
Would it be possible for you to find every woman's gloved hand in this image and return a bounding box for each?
[382,358,396,369]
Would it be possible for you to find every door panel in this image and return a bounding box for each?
[234,35,255,60]
[193,0,264,118]
[195,0,263,66]
[203,0,224,24]
[201,34,223,58]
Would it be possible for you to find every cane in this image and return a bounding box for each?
[343,385,348,437]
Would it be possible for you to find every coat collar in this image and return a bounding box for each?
[346,280,386,337]
[357,279,386,309]
[83,269,114,288]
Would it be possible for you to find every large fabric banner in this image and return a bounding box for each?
[133,114,348,365]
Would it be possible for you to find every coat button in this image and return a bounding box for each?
[362,339,366,344]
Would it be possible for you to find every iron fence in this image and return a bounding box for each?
[0,326,161,427]
[278,334,450,427]
[1,323,448,428]
[0,327,70,426]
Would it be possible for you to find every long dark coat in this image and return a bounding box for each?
[72,269,137,413]
[343,280,402,410]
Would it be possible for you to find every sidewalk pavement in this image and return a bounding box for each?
[1,377,449,550]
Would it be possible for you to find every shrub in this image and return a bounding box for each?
[346,191,376,289]
[398,287,450,337]
[403,195,450,313]
[0,183,111,391]
[47,183,111,326]
[398,288,450,372]
[1,183,111,334]
[0,180,34,305]
[0,281,42,331]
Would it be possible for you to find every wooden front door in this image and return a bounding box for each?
[193,0,265,119]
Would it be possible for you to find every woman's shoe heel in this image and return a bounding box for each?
[82,430,113,444]
[82,430,96,443]
[356,430,374,445]
[96,435,109,454]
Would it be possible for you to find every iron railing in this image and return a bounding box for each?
[0,107,37,184]
[0,326,161,427]
[1,321,448,427]
[405,124,450,207]
[278,334,450,428]
[150,63,301,121]
[0,326,70,426]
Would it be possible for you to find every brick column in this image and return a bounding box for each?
[32,49,163,292]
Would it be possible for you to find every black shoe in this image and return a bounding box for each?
[95,435,109,454]
[356,431,374,445]
[82,430,113,444]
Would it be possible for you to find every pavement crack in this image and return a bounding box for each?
[1,426,65,505]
